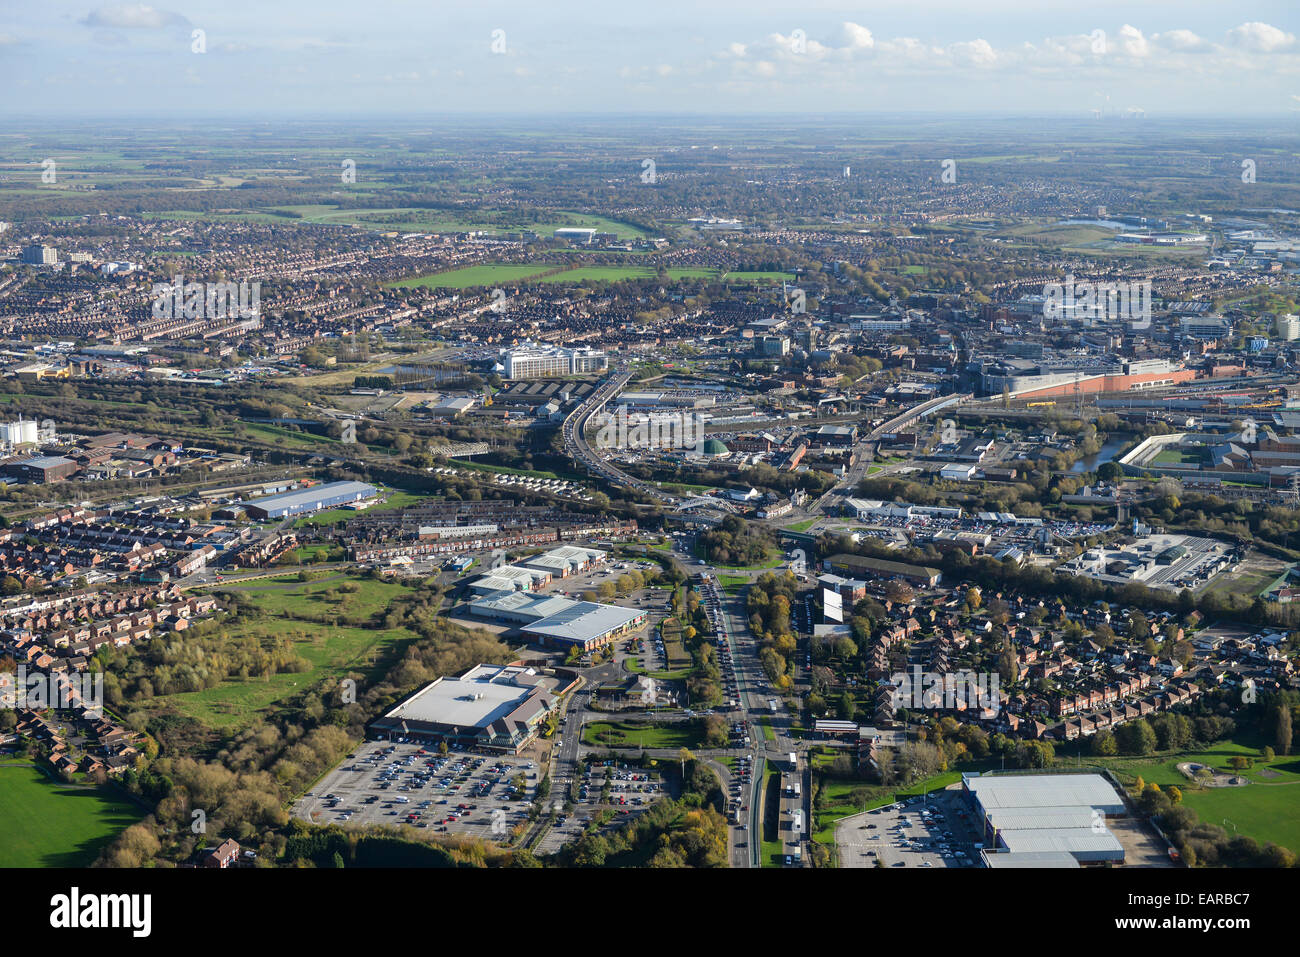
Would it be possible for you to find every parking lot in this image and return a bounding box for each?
[836,787,985,868]
[533,760,665,855]
[294,740,540,841]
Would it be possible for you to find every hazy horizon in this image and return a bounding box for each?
[1,1,1297,117]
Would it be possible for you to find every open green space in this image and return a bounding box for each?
[623,656,695,681]
[1091,738,1300,853]
[1199,565,1281,601]
[1153,448,1205,466]
[537,266,718,284]
[695,544,784,571]
[811,756,998,844]
[717,574,748,596]
[0,762,140,867]
[581,720,703,750]
[761,766,783,867]
[154,575,421,729]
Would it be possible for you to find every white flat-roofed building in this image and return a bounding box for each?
[964,772,1128,865]
[965,773,1127,814]
[519,600,647,651]
[467,564,551,595]
[470,590,576,624]
[469,589,647,651]
[502,345,607,380]
[369,663,555,753]
[243,480,378,519]
[554,227,597,244]
[982,850,1080,868]
[998,828,1124,861]
[521,544,606,578]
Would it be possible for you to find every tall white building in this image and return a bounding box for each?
[502,346,607,380]
[1276,314,1300,341]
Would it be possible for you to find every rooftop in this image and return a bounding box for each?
[521,601,645,642]
[381,664,551,730]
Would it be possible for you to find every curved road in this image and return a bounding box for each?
[563,371,677,504]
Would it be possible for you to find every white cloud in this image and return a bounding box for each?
[1115,25,1149,58]
[1154,29,1208,53]
[80,4,189,30]
[1226,22,1295,53]
[842,22,874,50]
[950,38,996,67]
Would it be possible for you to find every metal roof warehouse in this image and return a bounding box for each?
[369,664,555,753]
[243,481,378,519]
[469,590,647,651]
[963,772,1129,866]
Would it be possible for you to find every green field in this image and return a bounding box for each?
[581,720,703,750]
[155,575,421,728]
[623,657,695,681]
[1092,738,1300,853]
[1153,449,1205,466]
[0,762,140,867]
[717,574,749,596]
[1199,565,1280,600]
[782,519,818,533]
[537,266,718,284]
[242,422,340,449]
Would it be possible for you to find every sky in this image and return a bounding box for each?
[1,1,1298,117]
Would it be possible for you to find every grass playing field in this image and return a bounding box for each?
[1089,737,1300,852]
[0,762,140,867]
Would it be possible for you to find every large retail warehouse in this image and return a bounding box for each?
[468,590,647,651]
[964,772,1128,867]
[369,664,557,753]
